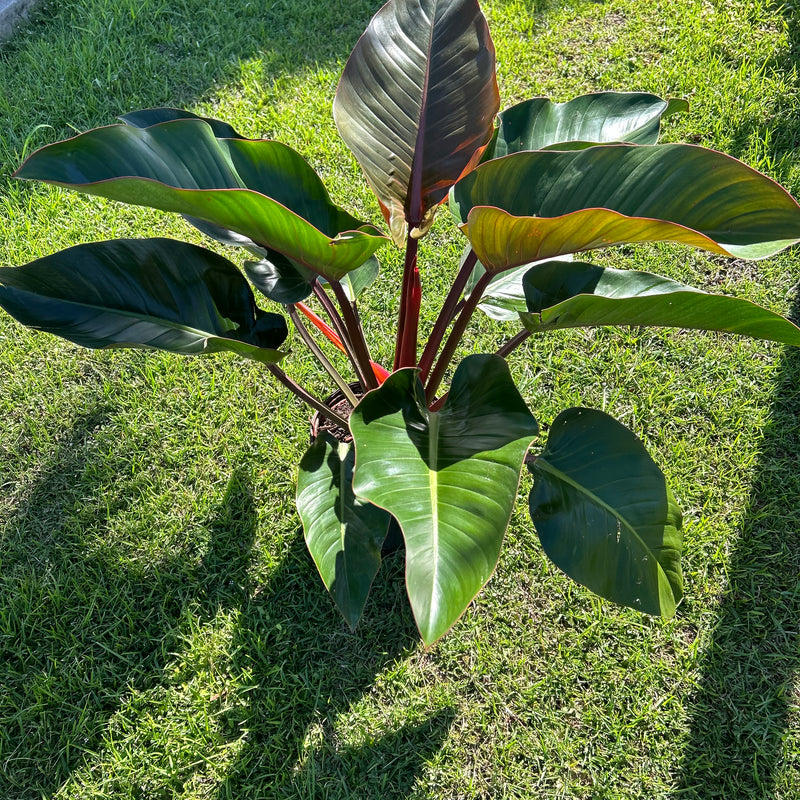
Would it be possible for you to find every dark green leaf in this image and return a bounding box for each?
[350,354,538,645]
[119,107,246,139]
[529,407,683,617]
[245,255,316,305]
[451,144,800,269]
[182,215,269,256]
[333,0,499,244]
[15,118,388,279]
[0,238,287,363]
[518,259,800,344]
[297,434,391,630]
[489,92,687,158]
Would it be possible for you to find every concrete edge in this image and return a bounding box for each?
[0,0,41,41]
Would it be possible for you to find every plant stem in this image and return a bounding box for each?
[425,270,493,404]
[267,364,349,430]
[328,280,379,390]
[418,249,478,380]
[287,305,358,406]
[495,329,531,358]
[313,281,371,390]
[394,234,421,370]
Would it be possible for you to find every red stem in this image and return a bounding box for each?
[394,235,421,370]
[418,249,478,381]
[425,271,493,404]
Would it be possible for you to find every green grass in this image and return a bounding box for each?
[2,0,800,797]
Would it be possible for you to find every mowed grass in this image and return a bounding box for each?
[1,0,800,797]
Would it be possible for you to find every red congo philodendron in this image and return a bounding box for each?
[4,0,800,645]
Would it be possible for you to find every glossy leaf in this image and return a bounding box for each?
[182,215,269,256]
[15,118,388,279]
[245,256,316,305]
[451,144,800,270]
[464,247,572,321]
[488,93,688,158]
[518,259,800,343]
[333,0,499,244]
[297,434,391,630]
[119,107,246,139]
[529,408,683,617]
[350,354,539,645]
[0,238,288,363]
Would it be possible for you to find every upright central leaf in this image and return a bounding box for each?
[350,354,538,645]
[334,0,499,245]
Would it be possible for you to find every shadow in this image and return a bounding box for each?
[0,408,442,798]
[215,536,445,799]
[672,11,800,796]
[0,410,254,796]
[672,319,800,798]
[0,0,383,171]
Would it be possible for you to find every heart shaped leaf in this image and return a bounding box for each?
[297,434,391,630]
[15,118,388,280]
[451,144,800,270]
[487,93,688,158]
[529,407,683,617]
[333,0,499,244]
[518,259,800,344]
[350,354,539,645]
[0,238,288,363]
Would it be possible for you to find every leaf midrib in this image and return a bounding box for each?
[533,455,672,589]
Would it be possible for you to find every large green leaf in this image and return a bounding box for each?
[487,93,688,158]
[0,238,288,363]
[529,408,683,617]
[350,354,539,645]
[15,118,388,279]
[518,259,800,343]
[297,434,391,630]
[333,0,499,245]
[451,144,800,270]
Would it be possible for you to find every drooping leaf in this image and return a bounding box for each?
[182,215,269,256]
[451,144,800,270]
[350,354,539,645]
[333,0,499,245]
[245,255,317,305]
[529,407,683,617]
[297,434,391,630]
[487,93,688,159]
[463,246,573,321]
[518,259,800,344]
[0,238,288,363]
[119,107,247,139]
[15,118,389,279]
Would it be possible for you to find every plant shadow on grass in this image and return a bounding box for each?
[0,402,449,798]
[2,1,456,792]
[672,13,800,797]
[0,0,385,161]
[671,325,800,798]
[216,541,452,799]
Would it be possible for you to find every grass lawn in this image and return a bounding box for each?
[2,0,800,797]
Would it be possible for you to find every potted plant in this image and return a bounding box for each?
[3,0,800,646]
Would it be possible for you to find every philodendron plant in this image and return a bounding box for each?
[4,0,800,646]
